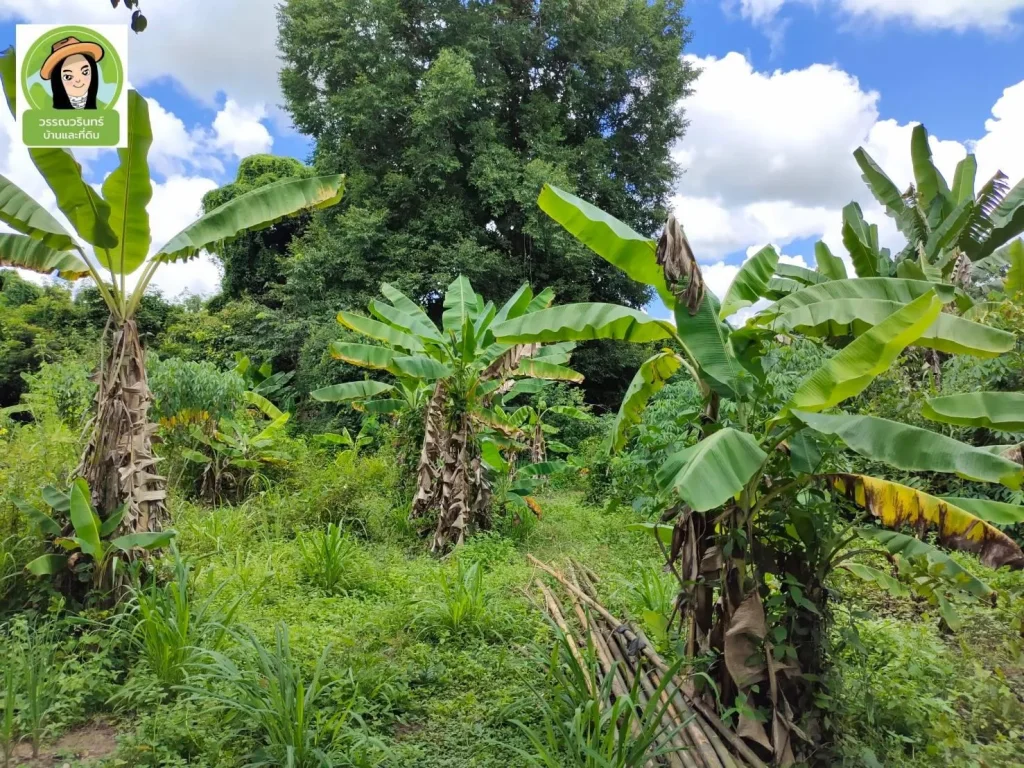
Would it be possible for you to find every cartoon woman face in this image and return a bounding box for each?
[60,53,92,98]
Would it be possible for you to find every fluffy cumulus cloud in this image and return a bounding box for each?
[210,100,274,159]
[0,0,282,111]
[732,0,1024,31]
[672,51,1024,269]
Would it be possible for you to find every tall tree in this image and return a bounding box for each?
[277,0,695,404]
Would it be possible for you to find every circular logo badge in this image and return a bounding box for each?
[22,25,123,112]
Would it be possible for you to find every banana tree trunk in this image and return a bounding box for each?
[76,317,168,533]
[410,382,447,520]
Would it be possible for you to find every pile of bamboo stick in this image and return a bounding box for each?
[528,555,767,768]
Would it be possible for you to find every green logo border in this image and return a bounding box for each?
[21,25,123,112]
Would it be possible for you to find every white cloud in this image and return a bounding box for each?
[672,52,1024,273]
[0,0,283,111]
[210,100,273,159]
[732,0,1024,32]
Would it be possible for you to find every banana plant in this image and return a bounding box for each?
[851,124,1024,281]
[479,438,562,521]
[0,47,343,539]
[491,183,1024,763]
[313,276,580,551]
[495,389,589,463]
[16,478,175,593]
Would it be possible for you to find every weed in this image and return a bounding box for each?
[8,618,59,758]
[626,562,677,654]
[296,523,365,595]
[413,560,491,639]
[1,662,16,768]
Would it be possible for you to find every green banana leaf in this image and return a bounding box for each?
[493,283,534,325]
[330,342,398,373]
[759,278,955,317]
[853,147,907,223]
[29,148,118,249]
[842,202,879,278]
[0,173,75,251]
[336,311,424,353]
[719,245,778,319]
[69,478,101,558]
[656,427,767,512]
[156,175,344,262]
[380,283,430,322]
[779,292,941,417]
[923,199,973,262]
[938,497,1024,527]
[110,531,177,552]
[442,275,477,333]
[98,90,152,275]
[610,351,682,453]
[492,303,675,344]
[11,496,61,537]
[537,184,675,307]
[842,563,909,598]
[25,554,68,576]
[312,380,395,403]
[921,392,1024,432]
[1004,240,1023,294]
[911,125,952,219]
[0,234,90,279]
[979,177,1024,257]
[512,358,584,382]
[391,355,452,381]
[356,399,406,416]
[769,298,1014,357]
[674,292,741,398]
[793,410,1024,488]
[774,262,828,286]
[950,155,977,206]
[369,299,443,343]
[814,241,847,281]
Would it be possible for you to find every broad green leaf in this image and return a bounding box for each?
[0,47,15,115]
[11,496,61,537]
[854,147,907,223]
[842,202,879,278]
[831,475,1024,571]
[99,504,127,538]
[69,478,101,558]
[391,355,452,381]
[842,563,909,598]
[760,278,955,317]
[241,391,283,420]
[547,405,589,419]
[180,448,211,465]
[719,245,778,320]
[774,262,827,286]
[311,380,395,403]
[0,233,90,279]
[962,301,1005,322]
[610,351,682,452]
[922,392,1024,432]
[493,283,533,325]
[356,398,406,415]
[492,303,675,344]
[368,299,443,342]
[779,292,942,417]
[156,175,344,262]
[532,341,576,365]
[939,497,1024,527]
[380,283,430,322]
[675,292,741,398]
[0,174,74,250]
[896,259,928,281]
[911,125,952,216]
[788,430,825,475]
[336,311,424,353]
[855,528,994,598]
[99,90,152,275]
[26,554,68,576]
[110,531,177,552]
[41,486,70,513]
[537,184,674,306]
[793,410,1024,488]
[979,177,1024,257]
[442,275,477,333]
[951,155,977,205]
[30,147,118,248]
[814,241,848,281]
[330,342,397,373]
[656,428,767,512]
[512,358,583,383]
[626,522,674,546]
[501,379,548,404]
[252,412,290,442]
[923,199,973,262]
[480,440,509,474]
[1004,240,1023,294]
[518,461,566,478]
[526,286,556,314]
[771,298,1014,358]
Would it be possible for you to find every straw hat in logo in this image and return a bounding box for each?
[40,37,105,80]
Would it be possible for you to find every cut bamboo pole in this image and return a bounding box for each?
[535,579,593,697]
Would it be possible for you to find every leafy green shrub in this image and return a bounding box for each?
[148,355,246,428]
[18,357,96,428]
[627,563,677,654]
[186,623,368,768]
[296,523,367,595]
[0,417,78,539]
[413,560,491,639]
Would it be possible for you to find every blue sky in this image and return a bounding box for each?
[0,0,1022,305]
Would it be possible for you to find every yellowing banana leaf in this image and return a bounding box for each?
[719,245,778,320]
[610,351,682,452]
[492,303,675,344]
[537,184,675,307]
[241,391,283,420]
[779,292,942,417]
[156,174,344,262]
[512,358,584,382]
[829,474,1024,570]
[793,410,1024,488]
[922,392,1024,432]
[771,299,1014,358]
[939,496,1024,527]
[0,173,75,251]
[656,428,767,512]
[330,342,398,373]
[0,233,90,279]
[311,380,395,403]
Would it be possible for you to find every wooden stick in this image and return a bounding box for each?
[535,579,594,697]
